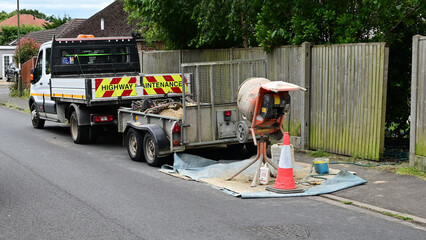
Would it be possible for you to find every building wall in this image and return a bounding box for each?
[0,47,16,79]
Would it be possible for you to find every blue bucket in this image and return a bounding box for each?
[313,158,329,174]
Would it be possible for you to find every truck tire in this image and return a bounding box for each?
[126,128,145,162]
[31,103,45,129]
[143,132,165,167]
[70,111,90,144]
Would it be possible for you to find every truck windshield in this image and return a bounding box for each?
[51,38,139,77]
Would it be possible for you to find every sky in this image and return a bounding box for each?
[1,0,115,19]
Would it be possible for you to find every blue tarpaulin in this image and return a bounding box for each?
[161,153,367,198]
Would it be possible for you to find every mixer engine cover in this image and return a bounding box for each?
[260,93,289,120]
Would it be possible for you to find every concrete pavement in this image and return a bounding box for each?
[0,79,28,111]
[0,78,425,228]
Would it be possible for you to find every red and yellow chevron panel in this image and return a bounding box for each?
[142,75,188,95]
[95,77,137,98]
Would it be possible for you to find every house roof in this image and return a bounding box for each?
[23,19,87,44]
[61,0,136,38]
[9,18,87,45]
[0,14,49,28]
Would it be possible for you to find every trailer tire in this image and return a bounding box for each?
[70,111,90,144]
[126,128,145,162]
[143,132,165,167]
[31,102,45,129]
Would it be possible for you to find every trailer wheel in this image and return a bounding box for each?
[126,128,145,162]
[143,132,164,167]
[31,103,45,129]
[70,111,90,144]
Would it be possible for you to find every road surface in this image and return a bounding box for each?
[0,106,424,239]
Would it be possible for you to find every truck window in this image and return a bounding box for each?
[34,50,44,82]
[45,48,51,75]
[51,38,140,77]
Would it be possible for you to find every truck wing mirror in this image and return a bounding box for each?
[30,68,35,84]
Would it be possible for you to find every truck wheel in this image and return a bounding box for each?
[31,103,45,129]
[143,132,164,167]
[70,111,90,144]
[126,128,144,162]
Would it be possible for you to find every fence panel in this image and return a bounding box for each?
[140,50,180,74]
[139,42,389,159]
[264,46,307,148]
[410,35,426,171]
[310,43,388,160]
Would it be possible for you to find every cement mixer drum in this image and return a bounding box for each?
[237,77,271,122]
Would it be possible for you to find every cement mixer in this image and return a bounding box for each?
[228,77,306,186]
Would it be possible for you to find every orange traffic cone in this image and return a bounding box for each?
[266,132,304,194]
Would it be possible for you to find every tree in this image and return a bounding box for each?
[8,9,48,21]
[43,15,71,29]
[0,25,43,45]
[121,0,259,49]
[13,37,40,65]
[0,11,13,22]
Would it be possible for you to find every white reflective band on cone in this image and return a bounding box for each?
[279,145,293,169]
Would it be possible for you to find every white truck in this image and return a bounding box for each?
[30,36,267,166]
[29,36,142,143]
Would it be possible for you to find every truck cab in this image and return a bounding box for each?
[29,36,141,143]
[30,41,54,121]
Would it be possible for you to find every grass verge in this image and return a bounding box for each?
[359,205,413,221]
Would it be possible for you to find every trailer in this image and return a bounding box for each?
[118,59,268,166]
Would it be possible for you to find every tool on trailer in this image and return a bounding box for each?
[226,77,306,187]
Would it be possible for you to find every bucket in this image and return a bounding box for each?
[271,143,295,176]
[313,158,329,174]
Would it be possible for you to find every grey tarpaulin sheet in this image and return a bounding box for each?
[161,153,367,198]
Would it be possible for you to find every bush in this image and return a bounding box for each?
[13,37,40,65]
[0,25,42,45]
[9,81,30,99]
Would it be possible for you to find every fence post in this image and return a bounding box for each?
[139,51,143,73]
[410,35,420,168]
[300,42,312,150]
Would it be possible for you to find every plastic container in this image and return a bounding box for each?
[313,158,329,174]
[271,143,295,176]
[271,144,282,176]
[259,163,270,185]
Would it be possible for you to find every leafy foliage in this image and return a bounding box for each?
[121,0,260,49]
[43,15,71,29]
[0,25,43,45]
[13,37,40,65]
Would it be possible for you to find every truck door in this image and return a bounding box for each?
[42,47,56,117]
[31,46,55,118]
[31,49,46,118]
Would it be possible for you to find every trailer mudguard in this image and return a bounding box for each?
[126,123,170,155]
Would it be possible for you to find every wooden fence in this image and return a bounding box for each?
[139,42,389,160]
[410,35,426,171]
[310,43,388,160]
